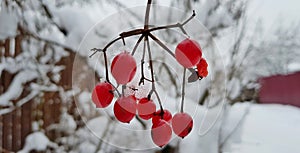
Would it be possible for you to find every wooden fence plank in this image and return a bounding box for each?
[2,39,13,151]
[14,35,22,56]
[2,113,12,151]
[21,101,32,148]
[4,39,10,57]
[12,108,22,151]
[10,34,23,152]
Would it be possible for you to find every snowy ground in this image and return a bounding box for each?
[19,102,300,153]
[222,103,300,153]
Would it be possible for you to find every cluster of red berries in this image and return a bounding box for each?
[175,38,208,78]
[92,87,193,147]
[91,38,208,147]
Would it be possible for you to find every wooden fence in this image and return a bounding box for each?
[0,35,95,152]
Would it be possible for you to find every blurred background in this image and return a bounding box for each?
[0,0,300,153]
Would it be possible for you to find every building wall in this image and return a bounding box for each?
[259,72,300,108]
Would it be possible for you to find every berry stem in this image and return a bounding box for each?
[103,51,110,83]
[122,85,126,96]
[135,115,147,130]
[102,51,123,97]
[131,34,144,56]
[110,83,121,97]
[146,36,164,113]
[139,38,147,86]
[148,33,175,58]
[154,90,164,116]
[180,68,187,113]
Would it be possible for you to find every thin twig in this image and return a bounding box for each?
[122,85,126,96]
[89,48,102,58]
[103,51,110,82]
[149,10,196,32]
[146,37,164,112]
[148,33,175,58]
[110,83,121,97]
[131,34,145,56]
[135,115,147,130]
[139,39,147,86]
[154,90,164,112]
[180,68,186,113]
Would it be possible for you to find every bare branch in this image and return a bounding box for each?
[89,11,196,58]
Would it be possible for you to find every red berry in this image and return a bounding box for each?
[111,52,137,85]
[197,58,208,78]
[152,109,172,125]
[91,82,114,108]
[171,113,193,139]
[151,119,172,147]
[175,38,202,68]
[113,96,137,123]
[137,98,156,120]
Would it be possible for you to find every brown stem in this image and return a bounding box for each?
[154,90,164,112]
[103,51,110,82]
[131,34,145,56]
[148,33,175,58]
[110,83,121,97]
[135,115,147,130]
[139,39,147,86]
[149,10,196,32]
[180,68,187,113]
[122,85,126,96]
[144,0,153,30]
[146,37,164,112]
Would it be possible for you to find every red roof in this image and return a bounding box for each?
[259,71,300,107]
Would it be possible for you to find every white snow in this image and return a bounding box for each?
[59,109,77,134]
[77,91,99,120]
[77,141,97,153]
[0,6,18,40]
[18,132,51,153]
[288,63,300,72]
[222,103,300,153]
[47,108,77,134]
[0,70,38,106]
[227,78,242,100]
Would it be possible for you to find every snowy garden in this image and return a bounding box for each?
[1,0,300,153]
